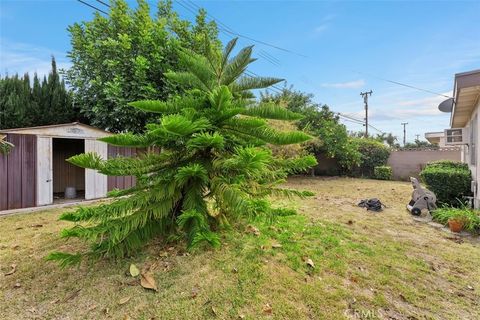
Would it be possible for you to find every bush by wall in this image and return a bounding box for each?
[352,138,391,177]
[419,160,472,206]
[374,165,392,180]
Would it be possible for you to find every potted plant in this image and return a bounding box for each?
[432,207,480,233]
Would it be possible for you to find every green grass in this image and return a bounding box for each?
[1,177,479,319]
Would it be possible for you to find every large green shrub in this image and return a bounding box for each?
[353,138,390,177]
[420,161,472,206]
[373,166,392,180]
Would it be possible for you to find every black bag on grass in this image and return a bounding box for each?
[358,198,385,212]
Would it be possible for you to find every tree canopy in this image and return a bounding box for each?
[48,39,317,266]
[65,0,221,133]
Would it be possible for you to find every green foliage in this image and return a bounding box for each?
[261,87,361,170]
[0,57,77,129]
[373,166,392,180]
[50,38,316,266]
[0,135,14,155]
[420,161,472,207]
[432,207,480,232]
[353,138,391,177]
[65,0,220,133]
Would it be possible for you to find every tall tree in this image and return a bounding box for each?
[48,39,317,266]
[0,57,75,130]
[65,0,220,133]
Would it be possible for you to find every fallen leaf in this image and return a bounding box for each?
[191,287,199,299]
[63,288,82,302]
[467,285,474,291]
[232,267,238,273]
[306,258,315,268]
[271,242,282,249]
[347,220,354,225]
[129,264,140,277]
[30,224,43,228]
[13,282,21,288]
[247,225,260,236]
[123,315,131,320]
[238,314,246,319]
[11,244,20,250]
[118,296,131,305]
[87,305,97,312]
[140,273,158,291]
[262,303,273,315]
[4,264,17,276]
[210,306,218,316]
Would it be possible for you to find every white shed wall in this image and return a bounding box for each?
[84,139,108,200]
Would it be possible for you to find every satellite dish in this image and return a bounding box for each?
[438,98,454,113]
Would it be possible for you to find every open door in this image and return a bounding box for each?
[37,136,53,206]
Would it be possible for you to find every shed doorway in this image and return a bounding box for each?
[52,138,85,203]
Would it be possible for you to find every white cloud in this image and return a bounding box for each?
[321,79,365,89]
[314,24,328,34]
[0,38,70,77]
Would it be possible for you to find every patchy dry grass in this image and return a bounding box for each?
[1,177,479,319]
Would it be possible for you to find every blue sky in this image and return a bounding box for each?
[1,0,479,142]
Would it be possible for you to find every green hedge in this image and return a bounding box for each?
[353,139,391,178]
[419,161,472,206]
[374,166,392,180]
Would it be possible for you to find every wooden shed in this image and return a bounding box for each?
[0,122,136,211]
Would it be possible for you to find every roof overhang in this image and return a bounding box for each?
[424,131,443,144]
[450,69,480,128]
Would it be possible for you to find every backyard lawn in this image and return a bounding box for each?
[1,177,479,319]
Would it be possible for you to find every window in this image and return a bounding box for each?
[471,114,477,165]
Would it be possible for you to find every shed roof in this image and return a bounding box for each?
[0,122,112,139]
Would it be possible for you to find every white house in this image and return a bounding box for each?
[439,69,480,208]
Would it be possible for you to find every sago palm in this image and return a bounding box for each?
[48,38,317,266]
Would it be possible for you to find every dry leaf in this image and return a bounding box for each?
[4,264,17,276]
[191,287,199,299]
[247,225,260,236]
[129,264,140,277]
[271,243,282,249]
[238,314,246,319]
[87,305,97,312]
[306,258,315,268]
[140,273,158,291]
[14,282,21,288]
[210,306,218,316]
[262,303,273,315]
[118,296,131,305]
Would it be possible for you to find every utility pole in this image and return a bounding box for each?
[360,91,372,138]
[401,122,408,146]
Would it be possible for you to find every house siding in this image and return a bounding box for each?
[468,102,479,208]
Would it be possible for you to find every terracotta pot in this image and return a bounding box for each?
[448,219,464,233]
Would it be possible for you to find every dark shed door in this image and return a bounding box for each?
[0,134,37,211]
[107,146,137,191]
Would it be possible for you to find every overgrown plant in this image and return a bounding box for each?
[432,207,480,232]
[47,39,317,267]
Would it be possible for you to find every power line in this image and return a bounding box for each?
[177,0,307,58]
[95,0,110,7]
[77,0,108,14]
[355,71,452,99]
